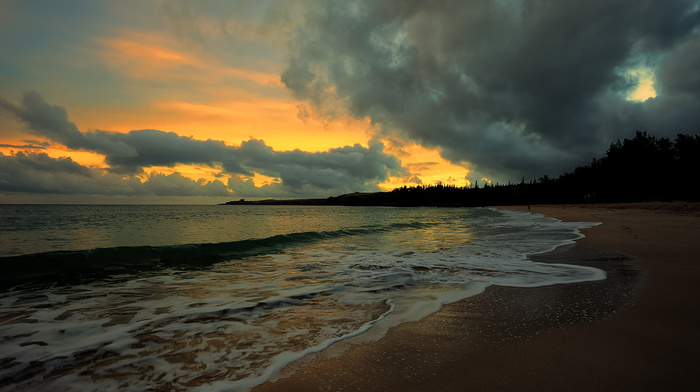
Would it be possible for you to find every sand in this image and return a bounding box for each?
[254,202,700,392]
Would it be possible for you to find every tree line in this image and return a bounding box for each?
[223,131,699,206]
[381,131,699,206]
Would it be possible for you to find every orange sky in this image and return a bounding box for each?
[0,24,470,200]
[2,0,683,204]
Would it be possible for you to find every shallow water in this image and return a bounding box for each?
[0,205,602,391]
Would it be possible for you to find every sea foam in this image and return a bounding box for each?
[0,206,602,391]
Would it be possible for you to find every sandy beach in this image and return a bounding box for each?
[255,202,700,392]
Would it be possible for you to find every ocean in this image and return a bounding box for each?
[0,205,603,391]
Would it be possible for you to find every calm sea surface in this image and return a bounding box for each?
[0,205,602,391]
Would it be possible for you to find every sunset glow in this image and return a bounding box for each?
[1,1,698,203]
[627,68,657,102]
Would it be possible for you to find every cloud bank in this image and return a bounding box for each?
[0,92,404,199]
[0,151,231,197]
[282,0,700,181]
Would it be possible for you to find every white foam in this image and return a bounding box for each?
[0,207,603,391]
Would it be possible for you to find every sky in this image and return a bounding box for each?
[1,0,699,204]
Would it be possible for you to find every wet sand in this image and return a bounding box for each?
[254,202,700,392]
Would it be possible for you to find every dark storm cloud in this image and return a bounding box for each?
[140,172,232,197]
[0,143,46,149]
[237,139,402,190]
[0,92,404,197]
[223,140,407,198]
[0,91,138,159]
[0,151,231,196]
[0,91,249,175]
[282,0,700,181]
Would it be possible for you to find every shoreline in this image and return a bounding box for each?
[254,202,700,391]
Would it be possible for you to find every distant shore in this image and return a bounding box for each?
[254,202,700,391]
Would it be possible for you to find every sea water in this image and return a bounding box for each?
[0,205,603,391]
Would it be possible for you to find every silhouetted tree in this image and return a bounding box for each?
[224,131,699,207]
